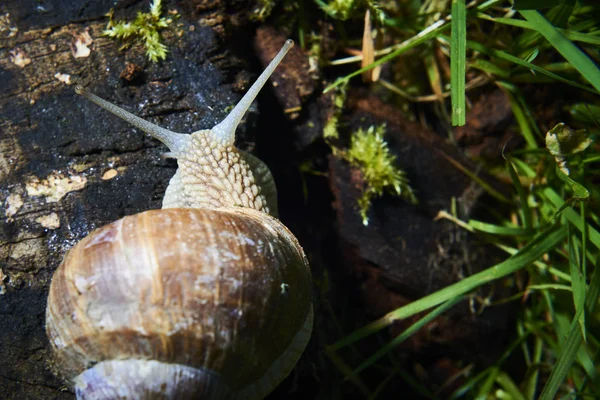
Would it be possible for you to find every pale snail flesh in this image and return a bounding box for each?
[45,39,313,399]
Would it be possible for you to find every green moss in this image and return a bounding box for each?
[316,0,359,20]
[323,87,347,143]
[321,91,417,225]
[344,125,417,225]
[315,0,386,22]
[250,0,277,21]
[104,0,171,63]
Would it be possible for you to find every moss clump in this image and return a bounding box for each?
[104,0,171,63]
[344,125,417,225]
[323,88,347,142]
[250,0,277,21]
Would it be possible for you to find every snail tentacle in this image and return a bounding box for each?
[209,39,294,146]
[75,85,191,154]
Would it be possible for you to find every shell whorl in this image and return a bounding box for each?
[46,208,312,399]
[71,306,313,400]
[73,360,231,400]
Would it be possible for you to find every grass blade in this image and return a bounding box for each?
[352,296,464,375]
[477,16,600,46]
[496,371,527,400]
[538,308,585,400]
[513,0,562,9]
[539,218,600,399]
[541,188,600,250]
[468,219,532,236]
[498,81,543,145]
[506,157,533,231]
[451,0,467,126]
[324,19,450,92]
[328,224,567,351]
[454,37,599,94]
[519,10,600,93]
[568,226,586,341]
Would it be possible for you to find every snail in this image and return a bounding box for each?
[45,39,313,400]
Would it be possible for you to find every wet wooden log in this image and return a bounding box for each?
[0,1,296,398]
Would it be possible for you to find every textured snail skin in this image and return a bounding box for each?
[46,39,313,399]
[160,133,278,216]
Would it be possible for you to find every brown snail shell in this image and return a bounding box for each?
[46,208,312,399]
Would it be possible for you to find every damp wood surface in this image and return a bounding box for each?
[0,0,279,398]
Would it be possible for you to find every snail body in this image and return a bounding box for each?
[46,40,313,399]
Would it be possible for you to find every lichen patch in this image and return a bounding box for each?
[5,193,23,220]
[0,13,18,37]
[54,72,71,85]
[26,173,87,203]
[71,29,93,58]
[35,212,60,229]
[0,269,6,295]
[10,48,31,68]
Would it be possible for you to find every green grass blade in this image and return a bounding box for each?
[470,58,511,78]
[526,284,572,291]
[539,217,600,399]
[450,368,490,399]
[451,322,538,399]
[560,30,600,46]
[582,154,600,164]
[368,371,397,400]
[438,210,572,283]
[328,224,567,351]
[500,85,539,148]
[496,371,527,400]
[567,226,586,341]
[436,150,512,204]
[468,219,532,236]
[538,308,585,400]
[451,0,467,126]
[524,336,544,399]
[580,202,588,295]
[513,0,562,9]
[352,296,464,375]
[455,37,600,94]
[501,82,543,143]
[553,166,590,200]
[324,347,372,396]
[569,103,600,126]
[506,157,533,231]
[477,367,500,399]
[541,188,600,250]
[324,19,450,93]
[545,0,576,28]
[519,10,600,93]
[395,369,437,400]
